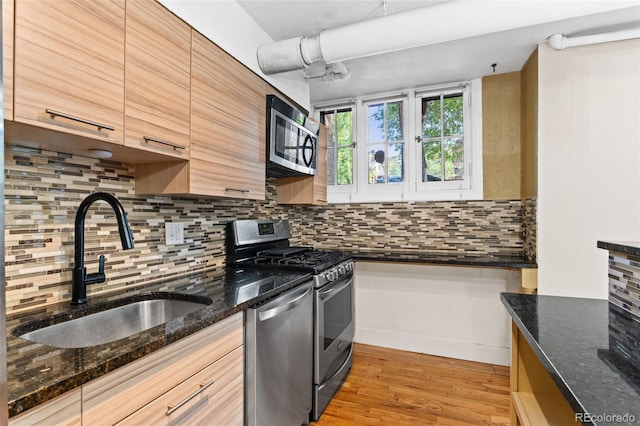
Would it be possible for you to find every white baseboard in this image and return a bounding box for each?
[355,327,510,366]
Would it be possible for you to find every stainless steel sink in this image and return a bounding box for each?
[18,298,211,348]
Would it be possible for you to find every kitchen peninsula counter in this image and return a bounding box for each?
[346,249,537,269]
[501,293,640,425]
[6,267,311,417]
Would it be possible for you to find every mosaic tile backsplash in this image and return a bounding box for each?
[5,145,530,312]
[607,251,640,320]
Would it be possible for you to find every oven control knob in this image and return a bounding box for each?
[338,266,345,275]
[326,271,336,282]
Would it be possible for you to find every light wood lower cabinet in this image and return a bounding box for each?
[9,388,81,426]
[510,321,575,425]
[117,346,243,425]
[276,120,328,205]
[83,312,243,425]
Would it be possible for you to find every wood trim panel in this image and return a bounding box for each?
[116,346,243,425]
[3,0,14,120]
[9,388,81,426]
[124,0,191,159]
[13,0,125,144]
[82,313,242,425]
[521,48,538,199]
[135,161,190,194]
[482,71,522,200]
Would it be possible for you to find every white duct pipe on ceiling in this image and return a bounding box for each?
[548,27,640,50]
[257,1,638,74]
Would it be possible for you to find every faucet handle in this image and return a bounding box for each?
[98,254,105,274]
[85,255,107,285]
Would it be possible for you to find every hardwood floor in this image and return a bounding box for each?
[311,343,511,426]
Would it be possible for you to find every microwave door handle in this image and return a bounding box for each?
[258,285,311,322]
[318,276,354,300]
[302,134,315,167]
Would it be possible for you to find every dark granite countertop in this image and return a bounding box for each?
[501,293,640,425]
[346,249,537,269]
[597,241,640,258]
[6,267,312,417]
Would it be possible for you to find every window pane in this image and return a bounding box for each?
[368,103,384,142]
[327,146,337,185]
[444,138,464,181]
[337,147,352,185]
[388,143,404,182]
[336,110,352,146]
[368,144,385,184]
[421,97,441,138]
[443,95,463,136]
[387,102,403,141]
[422,140,442,182]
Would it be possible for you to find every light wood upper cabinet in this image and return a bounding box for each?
[13,0,125,143]
[3,0,14,120]
[190,30,266,200]
[276,120,328,205]
[124,0,191,159]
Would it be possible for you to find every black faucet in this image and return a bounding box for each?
[72,192,134,305]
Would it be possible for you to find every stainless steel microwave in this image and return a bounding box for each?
[266,95,319,177]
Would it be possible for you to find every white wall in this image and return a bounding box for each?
[159,0,310,110]
[537,40,640,299]
[355,261,521,366]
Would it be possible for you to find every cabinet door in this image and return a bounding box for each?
[82,312,243,425]
[116,346,243,426]
[13,0,125,143]
[190,31,266,200]
[9,388,81,426]
[124,0,190,159]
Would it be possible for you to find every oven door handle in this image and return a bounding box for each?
[258,285,311,322]
[318,276,353,300]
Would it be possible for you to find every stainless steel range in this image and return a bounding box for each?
[228,219,354,423]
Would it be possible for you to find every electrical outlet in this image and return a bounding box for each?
[165,222,184,245]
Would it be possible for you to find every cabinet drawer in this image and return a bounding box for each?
[82,312,243,425]
[117,345,244,425]
[9,388,81,426]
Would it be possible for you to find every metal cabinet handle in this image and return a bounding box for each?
[166,380,215,416]
[225,187,250,193]
[258,285,311,322]
[45,109,115,131]
[143,136,186,151]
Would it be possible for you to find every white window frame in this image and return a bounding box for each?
[314,101,356,204]
[315,79,483,203]
[356,93,410,202]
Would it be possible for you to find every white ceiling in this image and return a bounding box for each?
[237,1,640,104]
